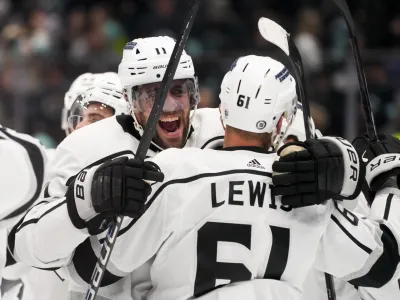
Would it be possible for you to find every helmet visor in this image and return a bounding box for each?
[67,95,115,131]
[131,79,199,113]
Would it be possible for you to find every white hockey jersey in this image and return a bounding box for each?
[73,147,400,300]
[9,108,225,299]
[0,126,47,225]
[0,126,49,300]
[279,109,400,300]
[302,193,400,300]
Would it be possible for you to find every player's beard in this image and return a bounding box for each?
[136,108,191,149]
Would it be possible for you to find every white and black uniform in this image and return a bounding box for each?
[9,108,224,300]
[0,126,47,224]
[71,147,400,300]
[278,107,400,300]
[302,193,400,300]
[0,126,48,299]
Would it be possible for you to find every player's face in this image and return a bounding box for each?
[133,80,194,149]
[75,102,114,130]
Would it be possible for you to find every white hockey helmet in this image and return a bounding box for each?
[61,73,98,135]
[118,36,199,135]
[219,55,297,148]
[67,78,129,131]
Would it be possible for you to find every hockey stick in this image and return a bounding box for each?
[330,0,378,142]
[258,18,337,300]
[258,17,313,139]
[84,0,202,299]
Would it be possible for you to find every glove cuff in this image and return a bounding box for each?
[319,137,364,199]
[366,154,400,191]
[66,166,98,229]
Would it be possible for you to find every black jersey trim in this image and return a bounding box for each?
[76,169,273,282]
[0,128,45,220]
[200,136,224,149]
[222,146,273,154]
[72,238,122,286]
[7,200,50,257]
[15,200,67,233]
[103,169,273,240]
[116,115,162,153]
[348,224,400,288]
[330,215,372,254]
[113,169,273,239]
[43,182,50,198]
[146,169,272,208]
[383,194,393,220]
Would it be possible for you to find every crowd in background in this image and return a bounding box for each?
[0,0,399,146]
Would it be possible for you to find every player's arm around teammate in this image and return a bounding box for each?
[273,135,400,288]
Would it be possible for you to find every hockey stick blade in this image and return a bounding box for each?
[84,0,202,299]
[331,0,378,142]
[258,17,313,139]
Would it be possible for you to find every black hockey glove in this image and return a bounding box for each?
[67,157,164,234]
[272,137,364,208]
[353,134,400,202]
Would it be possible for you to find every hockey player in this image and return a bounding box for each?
[300,133,400,300]
[0,126,48,299]
[47,55,400,299]
[61,72,99,136]
[9,36,224,300]
[66,76,129,132]
[62,72,126,135]
[1,74,129,300]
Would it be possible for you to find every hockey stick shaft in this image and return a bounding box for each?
[258,18,335,299]
[331,0,378,142]
[258,18,312,139]
[325,272,337,300]
[287,38,312,140]
[84,1,201,299]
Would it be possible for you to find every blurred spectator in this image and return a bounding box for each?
[366,63,395,130]
[294,8,323,75]
[198,87,217,109]
[0,0,398,143]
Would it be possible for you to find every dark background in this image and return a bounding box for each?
[0,0,399,147]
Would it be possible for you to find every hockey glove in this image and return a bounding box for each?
[272,137,364,207]
[353,134,400,201]
[66,157,164,234]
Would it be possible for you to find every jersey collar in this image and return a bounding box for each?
[222,146,273,154]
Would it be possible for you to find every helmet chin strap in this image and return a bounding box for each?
[131,105,198,152]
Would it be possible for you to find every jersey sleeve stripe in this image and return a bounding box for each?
[43,182,50,198]
[330,215,372,254]
[15,200,67,233]
[72,238,122,286]
[0,127,45,220]
[8,200,65,256]
[7,200,51,256]
[348,224,400,288]
[383,193,393,220]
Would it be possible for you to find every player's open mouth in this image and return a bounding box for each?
[158,116,181,137]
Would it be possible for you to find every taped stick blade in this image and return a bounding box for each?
[258,17,290,56]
